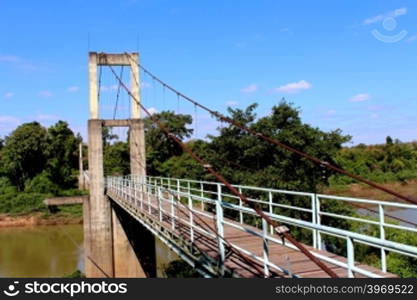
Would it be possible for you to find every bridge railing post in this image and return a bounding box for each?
[187,181,194,243]
[238,187,243,224]
[170,191,175,230]
[311,193,318,249]
[177,179,181,202]
[268,191,273,234]
[158,186,163,222]
[262,218,270,277]
[347,237,355,278]
[128,179,131,205]
[200,182,204,211]
[122,178,125,199]
[134,179,138,209]
[148,179,152,214]
[379,204,387,273]
[315,194,322,250]
[215,183,225,276]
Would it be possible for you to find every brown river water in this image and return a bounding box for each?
[0,224,83,277]
[0,224,178,277]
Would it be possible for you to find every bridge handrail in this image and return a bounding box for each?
[106,175,417,278]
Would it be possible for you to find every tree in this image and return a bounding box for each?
[45,121,80,188]
[102,127,118,146]
[208,101,351,192]
[1,122,48,190]
[104,141,130,176]
[144,111,193,175]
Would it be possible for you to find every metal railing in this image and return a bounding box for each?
[105,175,417,278]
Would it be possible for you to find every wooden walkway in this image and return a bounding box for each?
[108,191,396,278]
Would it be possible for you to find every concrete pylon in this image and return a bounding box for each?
[129,53,146,177]
[85,52,148,278]
[87,119,114,277]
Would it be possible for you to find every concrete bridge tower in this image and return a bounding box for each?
[85,52,147,277]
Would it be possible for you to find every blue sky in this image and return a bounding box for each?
[1,0,417,144]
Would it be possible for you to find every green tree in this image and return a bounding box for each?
[208,101,351,192]
[1,122,48,190]
[45,121,80,188]
[102,127,118,146]
[144,111,193,175]
[104,141,130,176]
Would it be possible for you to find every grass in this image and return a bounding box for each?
[324,179,417,203]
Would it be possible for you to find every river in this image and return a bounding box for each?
[0,224,178,277]
[1,207,413,278]
[0,225,83,277]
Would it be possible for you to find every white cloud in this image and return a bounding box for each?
[349,93,371,102]
[0,55,20,63]
[275,80,312,94]
[4,92,15,99]
[141,82,151,89]
[226,101,239,107]
[280,28,293,35]
[38,90,53,98]
[235,42,247,49]
[0,115,21,134]
[101,85,118,92]
[407,35,417,42]
[363,7,407,25]
[325,109,337,116]
[147,107,158,115]
[0,115,20,124]
[67,86,80,93]
[241,84,258,93]
[34,114,59,121]
[0,54,41,72]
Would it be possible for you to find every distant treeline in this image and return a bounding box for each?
[330,137,417,186]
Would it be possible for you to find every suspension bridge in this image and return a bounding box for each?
[75,52,417,278]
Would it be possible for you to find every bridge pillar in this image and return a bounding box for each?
[129,52,146,177]
[86,119,114,277]
[112,205,148,277]
[86,52,149,278]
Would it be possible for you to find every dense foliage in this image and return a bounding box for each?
[1,101,416,277]
[330,137,417,185]
[0,121,83,214]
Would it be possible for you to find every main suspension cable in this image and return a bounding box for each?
[132,56,416,206]
[107,61,339,278]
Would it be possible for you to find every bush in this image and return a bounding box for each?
[24,171,59,194]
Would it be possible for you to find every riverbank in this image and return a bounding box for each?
[324,179,417,204]
[0,212,82,227]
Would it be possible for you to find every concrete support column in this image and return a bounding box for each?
[129,52,146,177]
[129,52,140,119]
[89,53,98,119]
[130,119,146,176]
[87,119,114,277]
[112,207,147,277]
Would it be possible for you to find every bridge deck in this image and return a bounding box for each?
[108,190,396,278]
